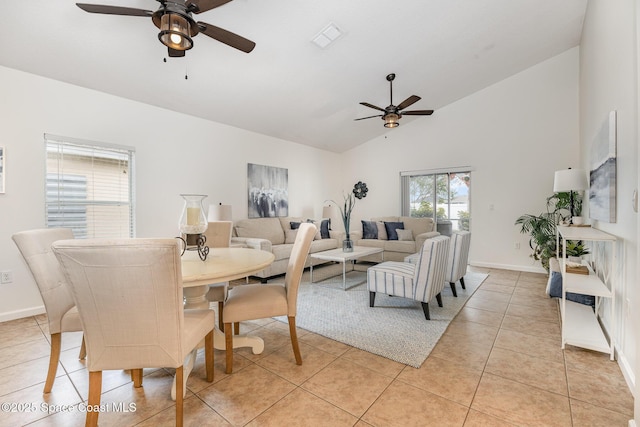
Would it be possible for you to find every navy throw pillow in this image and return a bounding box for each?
[290,221,301,230]
[320,219,331,239]
[362,220,378,239]
[384,221,404,241]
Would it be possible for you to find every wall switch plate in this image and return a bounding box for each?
[1,271,12,284]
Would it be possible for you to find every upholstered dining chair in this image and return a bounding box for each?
[222,222,316,374]
[368,235,450,320]
[52,238,215,427]
[202,221,233,330]
[405,230,471,297]
[12,228,86,394]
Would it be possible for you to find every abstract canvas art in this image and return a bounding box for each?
[247,163,288,218]
[589,111,617,223]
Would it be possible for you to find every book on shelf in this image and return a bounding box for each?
[566,265,589,275]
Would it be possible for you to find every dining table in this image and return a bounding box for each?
[172,246,275,399]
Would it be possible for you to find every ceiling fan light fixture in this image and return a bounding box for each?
[158,12,193,51]
[383,113,400,128]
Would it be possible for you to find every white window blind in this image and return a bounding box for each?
[45,134,135,238]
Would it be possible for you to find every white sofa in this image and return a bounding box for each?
[231,217,341,282]
[353,216,440,262]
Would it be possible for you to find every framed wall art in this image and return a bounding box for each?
[589,110,617,223]
[247,163,289,218]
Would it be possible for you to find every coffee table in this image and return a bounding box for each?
[309,246,384,290]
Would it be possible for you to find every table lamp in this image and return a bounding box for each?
[553,168,588,223]
[209,203,233,221]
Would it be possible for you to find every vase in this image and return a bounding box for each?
[179,194,208,235]
[343,237,354,252]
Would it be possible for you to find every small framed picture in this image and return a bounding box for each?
[0,146,4,194]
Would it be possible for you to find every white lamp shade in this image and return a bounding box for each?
[322,205,335,219]
[553,169,588,192]
[208,203,232,221]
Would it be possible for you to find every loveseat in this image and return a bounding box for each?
[231,217,341,282]
[352,216,440,262]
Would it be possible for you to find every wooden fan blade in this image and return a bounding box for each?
[360,102,386,112]
[402,110,434,115]
[168,48,186,57]
[355,115,383,121]
[187,0,233,14]
[76,3,153,17]
[198,22,255,53]
[397,95,421,111]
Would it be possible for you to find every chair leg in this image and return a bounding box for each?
[44,333,62,393]
[449,282,458,297]
[460,277,466,289]
[421,302,430,320]
[436,293,443,307]
[234,322,240,335]
[175,366,184,427]
[86,371,102,427]
[205,330,214,382]
[79,335,87,360]
[224,323,233,374]
[217,301,224,332]
[131,369,143,387]
[288,316,303,365]
[369,291,376,307]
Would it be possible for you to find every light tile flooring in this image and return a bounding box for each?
[0,267,634,426]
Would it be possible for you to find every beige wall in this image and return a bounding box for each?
[580,0,638,413]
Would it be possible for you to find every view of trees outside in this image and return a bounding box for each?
[409,172,470,231]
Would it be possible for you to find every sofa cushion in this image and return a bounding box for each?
[285,229,298,244]
[271,243,293,261]
[384,240,417,253]
[362,220,378,239]
[384,221,404,240]
[396,229,413,241]
[400,216,435,239]
[234,218,284,245]
[376,221,388,240]
[310,238,339,253]
[357,239,386,250]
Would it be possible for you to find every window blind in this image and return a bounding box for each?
[45,134,135,238]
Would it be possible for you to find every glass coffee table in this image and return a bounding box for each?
[309,246,384,290]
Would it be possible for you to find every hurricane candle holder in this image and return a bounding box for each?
[178,194,210,261]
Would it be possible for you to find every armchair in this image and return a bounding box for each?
[368,235,450,320]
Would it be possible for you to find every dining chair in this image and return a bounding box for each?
[52,238,215,427]
[404,230,471,297]
[368,235,450,320]
[222,222,316,374]
[202,221,233,330]
[12,228,86,394]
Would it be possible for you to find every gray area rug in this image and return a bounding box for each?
[278,264,488,368]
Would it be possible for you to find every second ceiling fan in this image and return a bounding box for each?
[356,73,434,128]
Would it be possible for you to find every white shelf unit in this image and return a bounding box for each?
[556,225,617,360]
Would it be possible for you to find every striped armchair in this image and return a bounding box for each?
[405,230,471,298]
[367,235,450,320]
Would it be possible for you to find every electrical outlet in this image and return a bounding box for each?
[1,271,12,284]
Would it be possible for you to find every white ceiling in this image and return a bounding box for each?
[1,0,587,153]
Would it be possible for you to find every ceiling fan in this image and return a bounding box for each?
[76,0,255,57]
[356,73,434,128]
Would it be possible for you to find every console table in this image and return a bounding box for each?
[556,225,617,360]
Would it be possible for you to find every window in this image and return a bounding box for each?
[45,134,135,238]
[401,167,471,232]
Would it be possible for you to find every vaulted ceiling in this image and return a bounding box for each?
[1,0,587,152]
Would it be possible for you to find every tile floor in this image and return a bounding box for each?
[0,267,634,426]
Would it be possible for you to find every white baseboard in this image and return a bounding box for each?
[617,348,636,397]
[469,260,546,274]
[0,305,46,323]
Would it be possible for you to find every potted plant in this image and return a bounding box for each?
[330,181,368,252]
[515,191,583,271]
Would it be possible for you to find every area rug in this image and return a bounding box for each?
[278,264,488,368]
